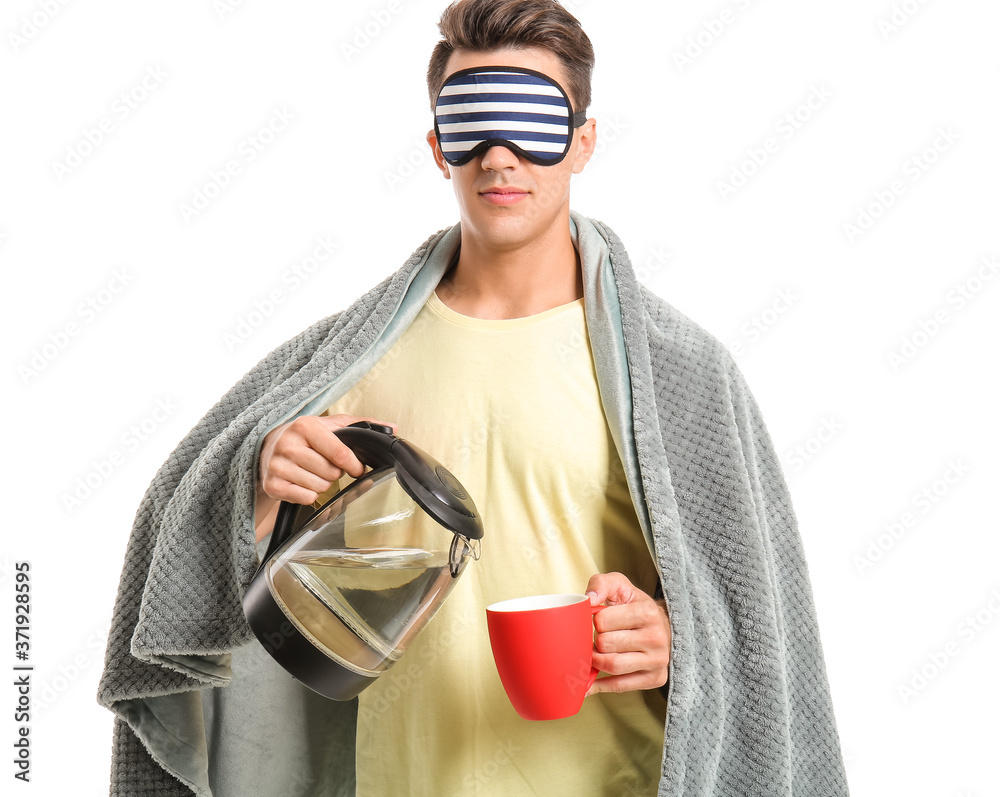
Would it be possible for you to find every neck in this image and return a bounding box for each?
[436,216,582,320]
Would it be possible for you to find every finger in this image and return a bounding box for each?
[585,573,614,605]
[302,425,367,478]
[266,433,347,489]
[593,600,662,634]
[267,459,338,496]
[597,614,670,669]
[587,668,669,696]
[270,445,346,484]
[259,476,322,506]
[261,465,335,504]
[594,627,652,655]
[593,604,636,634]
[591,647,653,674]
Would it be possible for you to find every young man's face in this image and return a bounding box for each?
[426,47,596,254]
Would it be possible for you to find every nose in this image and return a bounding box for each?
[480,144,520,171]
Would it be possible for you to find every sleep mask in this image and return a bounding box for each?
[434,66,588,166]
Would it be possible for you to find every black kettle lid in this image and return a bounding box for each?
[338,422,484,541]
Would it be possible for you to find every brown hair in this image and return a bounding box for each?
[426,0,595,114]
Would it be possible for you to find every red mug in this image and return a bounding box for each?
[486,593,604,721]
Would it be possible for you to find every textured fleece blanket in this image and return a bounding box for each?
[98,211,849,796]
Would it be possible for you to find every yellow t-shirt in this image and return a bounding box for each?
[320,290,666,796]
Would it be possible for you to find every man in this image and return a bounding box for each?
[99,1,849,795]
[254,12,670,794]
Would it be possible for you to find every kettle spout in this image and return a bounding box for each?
[449,534,482,577]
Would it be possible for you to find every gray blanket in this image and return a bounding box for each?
[98,211,849,796]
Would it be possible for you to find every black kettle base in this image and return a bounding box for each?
[243,573,379,701]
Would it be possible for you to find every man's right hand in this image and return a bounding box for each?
[254,414,398,541]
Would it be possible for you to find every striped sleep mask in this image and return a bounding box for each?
[434,66,588,166]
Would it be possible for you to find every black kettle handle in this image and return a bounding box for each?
[257,421,398,567]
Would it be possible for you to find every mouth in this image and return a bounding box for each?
[480,186,530,206]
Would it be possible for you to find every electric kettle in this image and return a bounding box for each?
[243,421,484,700]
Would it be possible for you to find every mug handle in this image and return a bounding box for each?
[587,604,606,692]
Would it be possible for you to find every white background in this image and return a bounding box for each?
[3,0,999,794]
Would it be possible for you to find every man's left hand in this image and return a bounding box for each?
[585,571,671,696]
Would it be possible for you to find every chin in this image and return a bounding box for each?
[470,212,539,246]
[471,195,554,226]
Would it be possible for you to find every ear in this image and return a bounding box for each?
[570,118,597,175]
[426,129,451,179]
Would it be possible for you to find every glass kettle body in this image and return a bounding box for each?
[243,422,483,701]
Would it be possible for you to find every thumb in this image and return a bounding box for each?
[585,572,638,607]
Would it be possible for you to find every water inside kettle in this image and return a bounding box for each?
[268,548,454,676]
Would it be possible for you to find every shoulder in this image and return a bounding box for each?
[635,284,738,379]
[635,283,777,452]
[633,285,773,460]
